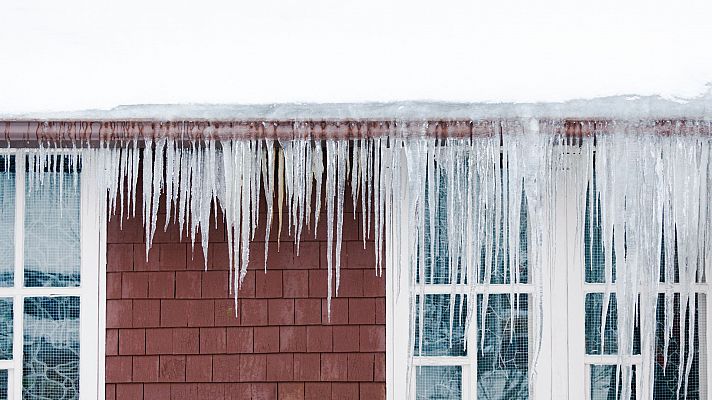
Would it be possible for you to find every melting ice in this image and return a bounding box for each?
[16,119,712,400]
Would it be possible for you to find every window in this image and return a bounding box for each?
[404,179,531,399]
[387,152,711,399]
[582,184,704,400]
[0,152,104,400]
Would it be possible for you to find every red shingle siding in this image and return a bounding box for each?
[106,201,386,400]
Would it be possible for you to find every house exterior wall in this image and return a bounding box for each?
[104,198,386,400]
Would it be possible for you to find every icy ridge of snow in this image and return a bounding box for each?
[4,93,712,121]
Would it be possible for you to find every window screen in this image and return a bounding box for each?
[0,153,88,400]
[413,176,530,399]
[584,180,701,400]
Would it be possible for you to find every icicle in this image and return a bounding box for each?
[277,147,284,250]
[251,140,263,240]
[164,137,175,231]
[118,142,128,228]
[313,143,324,235]
[324,140,337,321]
[351,138,360,224]
[360,138,369,249]
[334,139,348,297]
[373,137,382,273]
[149,137,166,250]
[239,140,252,283]
[142,138,154,259]
[261,140,274,271]
[304,139,313,231]
[281,140,294,238]
[131,137,140,218]
[177,146,190,239]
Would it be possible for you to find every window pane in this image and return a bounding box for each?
[477,293,528,399]
[654,293,700,399]
[0,298,12,360]
[584,182,621,284]
[417,181,528,285]
[586,293,619,355]
[415,366,461,400]
[419,179,453,284]
[0,155,15,288]
[23,296,80,400]
[585,293,641,355]
[484,200,529,285]
[0,369,7,400]
[658,233,680,284]
[24,164,81,288]
[590,364,636,400]
[414,294,467,356]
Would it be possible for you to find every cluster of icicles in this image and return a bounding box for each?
[21,120,712,399]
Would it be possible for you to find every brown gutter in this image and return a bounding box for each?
[1,119,710,146]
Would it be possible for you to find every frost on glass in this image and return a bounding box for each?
[477,293,528,400]
[590,365,636,400]
[23,296,80,400]
[414,294,466,357]
[653,294,699,399]
[0,155,14,288]
[0,298,12,361]
[24,163,81,288]
[415,366,462,400]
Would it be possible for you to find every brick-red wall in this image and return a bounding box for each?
[105,198,386,400]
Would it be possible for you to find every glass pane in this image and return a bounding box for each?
[658,233,680,284]
[477,293,528,399]
[654,293,700,399]
[24,161,81,288]
[479,194,529,285]
[0,155,15,288]
[23,296,80,400]
[584,181,620,284]
[585,293,640,355]
[590,365,636,400]
[0,298,12,360]
[417,180,528,285]
[586,293,619,355]
[415,366,461,400]
[414,294,467,356]
[0,369,7,400]
[419,178,452,284]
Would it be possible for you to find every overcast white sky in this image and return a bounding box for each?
[1,0,711,114]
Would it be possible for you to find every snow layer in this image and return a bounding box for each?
[5,94,712,122]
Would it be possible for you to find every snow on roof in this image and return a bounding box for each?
[4,94,712,122]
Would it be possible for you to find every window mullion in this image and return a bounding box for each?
[11,295,21,400]
[704,293,712,397]
[14,151,24,291]
[12,151,25,400]
[468,294,477,400]
[79,156,103,400]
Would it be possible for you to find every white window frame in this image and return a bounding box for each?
[387,149,712,399]
[0,150,106,400]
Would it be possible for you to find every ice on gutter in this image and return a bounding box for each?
[4,98,712,399]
